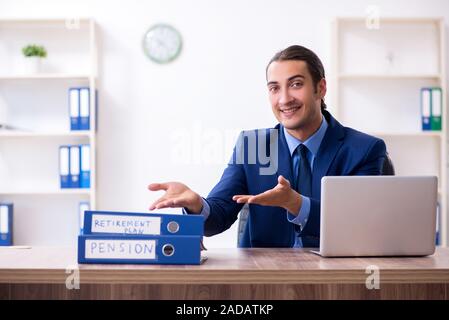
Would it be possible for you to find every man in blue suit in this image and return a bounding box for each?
[149,45,387,248]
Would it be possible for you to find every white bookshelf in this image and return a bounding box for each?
[332,17,447,246]
[338,74,441,80]
[0,189,92,196]
[0,131,92,138]
[0,74,91,80]
[0,18,98,246]
[368,132,443,138]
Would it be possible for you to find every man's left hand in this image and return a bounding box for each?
[232,175,302,215]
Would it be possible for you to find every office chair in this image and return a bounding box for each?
[236,153,395,246]
[381,152,395,176]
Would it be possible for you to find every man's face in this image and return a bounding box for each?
[267,60,325,131]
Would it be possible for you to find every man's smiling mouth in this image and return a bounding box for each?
[280,105,301,115]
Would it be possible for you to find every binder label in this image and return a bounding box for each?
[422,89,431,117]
[0,205,8,234]
[70,89,79,116]
[80,88,90,117]
[81,145,90,171]
[70,146,80,175]
[60,147,69,175]
[91,214,162,235]
[432,89,442,116]
[85,239,156,259]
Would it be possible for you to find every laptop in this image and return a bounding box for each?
[311,176,438,257]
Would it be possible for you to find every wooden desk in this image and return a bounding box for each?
[1,246,449,299]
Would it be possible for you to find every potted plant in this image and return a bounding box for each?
[22,44,47,74]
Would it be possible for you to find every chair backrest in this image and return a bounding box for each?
[237,204,250,246]
[382,152,395,175]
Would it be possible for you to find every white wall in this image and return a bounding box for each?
[1,0,449,248]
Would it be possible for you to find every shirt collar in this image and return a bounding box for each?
[283,115,328,157]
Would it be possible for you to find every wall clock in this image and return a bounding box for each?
[143,23,183,64]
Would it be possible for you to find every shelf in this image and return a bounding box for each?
[336,17,443,24]
[368,132,443,138]
[338,74,441,80]
[0,74,92,80]
[0,130,92,138]
[0,18,93,24]
[0,189,91,196]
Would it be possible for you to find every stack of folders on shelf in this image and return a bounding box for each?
[69,87,93,131]
[78,211,205,265]
[0,203,13,246]
[59,144,90,188]
[421,87,442,131]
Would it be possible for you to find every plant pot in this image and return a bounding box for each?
[22,57,42,74]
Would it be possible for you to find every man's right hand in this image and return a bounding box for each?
[148,182,203,214]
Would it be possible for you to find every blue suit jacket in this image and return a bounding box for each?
[204,110,387,248]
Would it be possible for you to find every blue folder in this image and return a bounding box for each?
[59,146,70,188]
[436,202,440,245]
[69,145,80,188]
[78,234,202,265]
[421,88,431,131]
[80,144,90,188]
[69,88,80,131]
[0,203,13,246]
[83,210,204,236]
[79,87,90,130]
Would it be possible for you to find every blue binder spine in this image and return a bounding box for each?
[59,145,70,188]
[95,89,98,131]
[69,145,80,188]
[436,201,440,245]
[80,144,90,188]
[421,88,431,131]
[69,88,80,131]
[79,87,90,130]
[78,234,202,265]
[79,202,90,234]
[83,210,204,236]
[0,203,13,246]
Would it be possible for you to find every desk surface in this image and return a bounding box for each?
[1,246,449,284]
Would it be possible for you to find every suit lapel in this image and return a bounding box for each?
[312,112,345,196]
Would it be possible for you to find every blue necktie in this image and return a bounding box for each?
[296,144,312,197]
[292,144,312,245]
